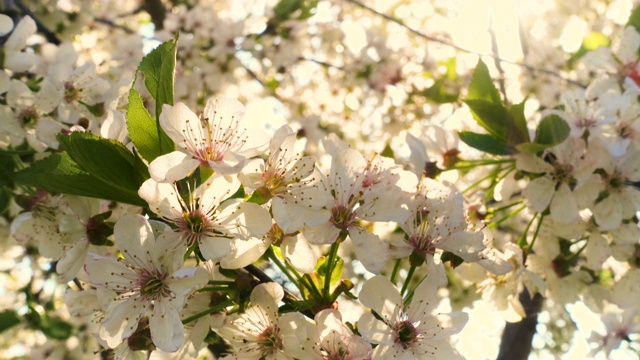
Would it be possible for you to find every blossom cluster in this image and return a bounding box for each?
[2,0,640,359]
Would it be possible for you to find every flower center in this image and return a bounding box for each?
[330,205,356,230]
[18,107,39,126]
[257,325,283,354]
[180,209,211,245]
[393,320,419,350]
[139,269,168,299]
[64,81,79,103]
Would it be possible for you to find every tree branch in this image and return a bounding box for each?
[14,0,60,45]
[496,290,544,360]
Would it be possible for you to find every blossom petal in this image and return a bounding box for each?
[220,238,269,269]
[199,236,232,262]
[84,253,137,290]
[359,275,401,325]
[57,240,90,282]
[149,151,200,183]
[549,183,579,224]
[159,102,201,145]
[100,297,149,348]
[114,214,154,269]
[150,297,185,352]
[138,178,182,219]
[281,235,317,274]
[357,312,393,345]
[522,176,555,212]
[349,227,389,274]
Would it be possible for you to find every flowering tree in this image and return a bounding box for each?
[1,0,640,359]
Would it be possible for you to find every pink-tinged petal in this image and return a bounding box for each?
[281,235,317,274]
[150,297,185,352]
[100,297,149,348]
[199,236,232,262]
[114,214,154,269]
[549,183,578,224]
[522,176,555,212]
[138,179,182,219]
[359,275,401,326]
[159,102,200,145]
[149,151,200,183]
[304,222,341,245]
[84,253,137,290]
[349,227,389,274]
[358,312,393,345]
[220,238,269,269]
[166,267,208,299]
[57,240,90,283]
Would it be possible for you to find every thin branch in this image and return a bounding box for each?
[341,0,586,88]
[14,0,60,45]
[94,18,135,34]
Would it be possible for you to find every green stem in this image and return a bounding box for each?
[401,264,416,296]
[463,171,497,194]
[487,205,526,229]
[517,212,538,248]
[526,214,546,256]
[182,299,234,325]
[490,200,524,215]
[196,286,231,292]
[267,247,302,292]
[323,239,341,299]
[284,259,317,299]
[390,259,402,284]
[303,274,323,300]
[447,159,515,171]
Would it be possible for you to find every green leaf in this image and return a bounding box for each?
[464,99,508,142]
[0,310,21,333]
[127,87,174,162]
[274,0,319,21]
[57,131,149,190]
[466,59,502,105]
[13,153,147,207]
[628,5,640,33]
[506,101,531,146]
[458,131,513,155]
[421,77,459,104]
[515,115,570,154]
[534,114,570,146]
[138,36,178,118]
[40,317,73,340]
